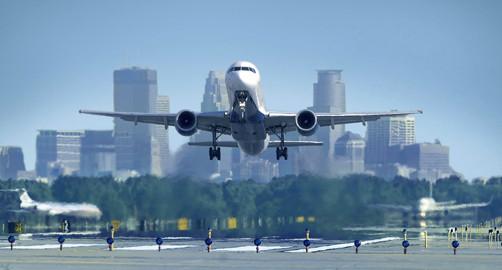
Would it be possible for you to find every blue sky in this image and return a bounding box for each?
[0,0,501,179]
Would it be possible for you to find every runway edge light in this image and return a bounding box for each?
[354,240,361,254]
[156,237,164,252]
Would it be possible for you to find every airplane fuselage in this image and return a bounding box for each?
[225,61,270,155]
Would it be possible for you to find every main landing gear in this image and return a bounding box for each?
[209,127,222,160]
[209,147,221,160]
[274,126,288,160]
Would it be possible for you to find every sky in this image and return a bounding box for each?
[0,0,501,179]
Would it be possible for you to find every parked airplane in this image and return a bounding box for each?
[0,189,102,219]
[371,181,492,218]
[81,61,421,160]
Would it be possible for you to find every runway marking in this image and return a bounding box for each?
[213,245,292,252]
[0,244,102,250]
[286,237,399,253]
[114,244,196,251]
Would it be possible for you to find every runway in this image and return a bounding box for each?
[0,236,500,270]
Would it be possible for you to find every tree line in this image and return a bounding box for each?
[1,175,501,237]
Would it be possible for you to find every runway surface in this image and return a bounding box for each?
[0,235,500,270]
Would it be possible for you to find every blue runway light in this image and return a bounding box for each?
[402,240,410,254]
[303,239,311,247]
[106,237,114,251]
[354,240,361,247]
[8,235,15,250]
[254,238,262,246]
[156,237,164,246]
[8,235,15,244]
[58,236,65,244]
[402,240,409,248]
[452,240,460,249]
[205,238,213,246]
[354,240,361,254]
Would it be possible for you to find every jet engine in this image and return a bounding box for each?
[295,110,318,136]
[175,110,197,136]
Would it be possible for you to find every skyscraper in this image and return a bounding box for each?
[401,142,453,181]
[302,70,346,176]
[80,130,115,177]
[114,67,158,175]
[152,95,170,176]
[201,71,229,112]
[0,146,25,180]
[36,130,57,177]
[182,71,232,181]
[35,130,115,178]
[365,115,416,166]
[334,132,366,175]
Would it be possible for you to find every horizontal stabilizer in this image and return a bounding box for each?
[188,141,323,148]
[189,141,239,147]
[268,141,323,147]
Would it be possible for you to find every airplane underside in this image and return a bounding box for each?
[207,90,288,160]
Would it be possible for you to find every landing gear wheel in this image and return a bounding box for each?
[276,147,288,160]
[216,147,221,161]
[209,147,221,160]
[209,126,223,160]
[273,126,288,160]
[209,147,214,160]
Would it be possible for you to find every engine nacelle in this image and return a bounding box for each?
[295,110,318,136]
[175,110,197,136]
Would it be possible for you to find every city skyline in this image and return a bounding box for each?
[1,0,501,179]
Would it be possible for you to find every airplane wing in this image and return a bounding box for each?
[431,200,492,212]
[188,140,323,148]
[265,110,423,133]
[79,110,232,134]
[369,204,413,212]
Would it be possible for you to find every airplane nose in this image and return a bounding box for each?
[235,71,258,89]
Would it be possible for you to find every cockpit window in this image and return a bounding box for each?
[227,66,257,74]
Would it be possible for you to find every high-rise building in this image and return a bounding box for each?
[334,132,366,175]
[0,146,25,180]
[401,142,452,181]
[152,95,170,176]
[201,71,229,112]
[55,130,85,175]
[181,71,233,181]
[302,70,346,176]
[35,130,115,178]
[80,130,115,177]
[365,115,416,166]
[114,67,158,175]
[36,130,57,177]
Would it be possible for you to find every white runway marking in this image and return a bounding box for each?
[1,244,101,250]
[213,245,292,252]
[114,244,196,251]
[286,237,399,253]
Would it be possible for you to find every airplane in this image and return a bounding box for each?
[0,188,102,219]
[80,61,422,160]
[371,181,492,218]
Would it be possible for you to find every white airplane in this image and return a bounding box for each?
[80,61,421,160]
[372,181,492,218]
[0,188,102,219]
